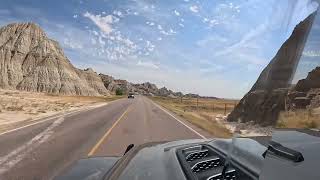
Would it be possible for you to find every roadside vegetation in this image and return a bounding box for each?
[115,88,124,95]
[277,109,320,129]
[150,96,237,138]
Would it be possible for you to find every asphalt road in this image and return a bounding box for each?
[0,95,211,180]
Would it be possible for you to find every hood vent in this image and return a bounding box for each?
[191,158,221,173]
[186,149,209,162]
[176,144,256,180]
[207,169,237,180]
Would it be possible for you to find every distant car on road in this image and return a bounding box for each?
[128,93,134,98]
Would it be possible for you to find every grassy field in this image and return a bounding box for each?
[277,109,320,129]
[150,96,238,138]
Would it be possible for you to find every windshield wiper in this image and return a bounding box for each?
[262,141,304,162]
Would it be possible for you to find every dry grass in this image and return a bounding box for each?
[0,89,124,133]
[277,109,320,129]
[150,96,236,138]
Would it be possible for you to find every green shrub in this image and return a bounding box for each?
[115,88,124,96]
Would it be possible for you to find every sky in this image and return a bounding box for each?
[0,0,319,98]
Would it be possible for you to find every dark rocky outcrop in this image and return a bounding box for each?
[227,12,316,126]
[288,66,320,109]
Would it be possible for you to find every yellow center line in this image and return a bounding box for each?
[87,104,133,157]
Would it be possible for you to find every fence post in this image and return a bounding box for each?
[196,97,199,111]
[224,103,227,115]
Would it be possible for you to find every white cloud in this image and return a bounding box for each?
[214,22,268,57]
[73,14,78,18]
[160,30,170,35]
[63,38,83,49]
[98,36,105,45]
[202,18,209,22]
[157,24,163,30]
[146,21,155,26]
[174,10,180,16]
[169,28,177,34]
[303,50,320,57]
[196,35,228,47]
[83,12,117,35]
[137,60,159,69]
[190,5,199,13]
[113,10,123,17]
[157,37,162,41]
[91,30,99,36]
[179,23,184,27]
[91,38,96,45]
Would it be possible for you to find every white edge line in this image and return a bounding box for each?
[150,99,206,139]
[0,101,116,137]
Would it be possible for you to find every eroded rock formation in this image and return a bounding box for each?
[0,22,109,96]
[227,13,316,126]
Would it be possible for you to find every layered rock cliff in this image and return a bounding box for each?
[0,22,109,96]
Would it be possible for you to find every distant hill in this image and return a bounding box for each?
[0,22,198,98]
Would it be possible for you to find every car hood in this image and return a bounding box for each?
[55,157,120,180]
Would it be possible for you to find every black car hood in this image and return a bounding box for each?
[259,130,320,180]
[55,130,320,180]
[55,157,120,180]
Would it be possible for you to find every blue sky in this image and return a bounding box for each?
[0,0,319,98]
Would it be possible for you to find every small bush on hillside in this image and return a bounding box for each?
[116,88,124,96]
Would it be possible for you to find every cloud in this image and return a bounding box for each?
[83,12,118,35]
[160,29,176,36]
[174,10,180,16]
[63,38,83,49]
[196,34,228,47]
[179,23,184,27]
[137,60,159,69]
[214,22,268,57]
[190,5,199,13]
[113,10,123,17]
[146,21,155,26]
[73,14,78,18]
[303,50,320,57]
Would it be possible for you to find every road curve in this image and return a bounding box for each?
[0,95,211,180]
